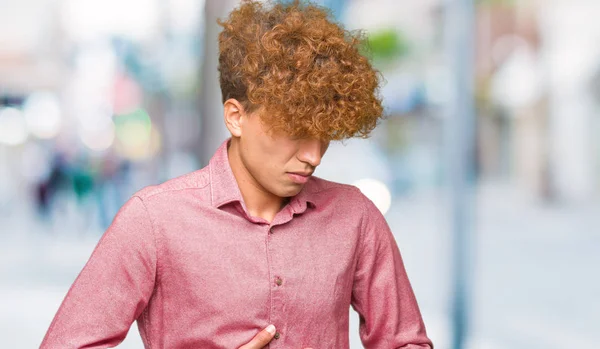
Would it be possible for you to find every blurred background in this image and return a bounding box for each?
[1,0,599,348]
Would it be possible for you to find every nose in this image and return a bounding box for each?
[296,138,329,168]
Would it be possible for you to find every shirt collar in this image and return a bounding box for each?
[208,138,317,215]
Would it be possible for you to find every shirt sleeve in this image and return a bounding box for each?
[351,192,433,349]
[40,195,157,349]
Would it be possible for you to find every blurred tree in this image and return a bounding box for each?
[367,29,411,63]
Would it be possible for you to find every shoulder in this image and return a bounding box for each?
[307,175,357,194]
[132,166,211,204]
[308,176,386,224]
[307,176,372,209]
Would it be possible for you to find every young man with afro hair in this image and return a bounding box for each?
[41,1,433,348]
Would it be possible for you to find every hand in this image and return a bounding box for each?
[238,324,313,349]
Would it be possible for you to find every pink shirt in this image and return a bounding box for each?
[41,139,432,349]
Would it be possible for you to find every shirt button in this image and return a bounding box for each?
[274,331,281,339]
[275,277,283,286]
[269,228,274,234]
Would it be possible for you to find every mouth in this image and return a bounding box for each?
[287,171,313,184]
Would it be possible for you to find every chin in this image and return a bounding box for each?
[276,185,303,198]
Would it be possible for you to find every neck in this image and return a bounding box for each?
[227,139,287,223]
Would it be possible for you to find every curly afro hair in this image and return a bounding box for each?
[217,0,384,141]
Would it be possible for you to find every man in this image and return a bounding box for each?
[41,0,433,348]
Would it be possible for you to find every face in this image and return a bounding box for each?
[233,105,330,198]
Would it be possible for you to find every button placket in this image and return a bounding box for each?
[267,224,287,346]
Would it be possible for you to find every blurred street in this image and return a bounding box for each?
[2,0,600,348]
[1,181,598,349]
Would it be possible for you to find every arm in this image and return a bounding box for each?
[351,193,433,349]
[40,195,157,349]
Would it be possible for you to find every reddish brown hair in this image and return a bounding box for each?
[217,0,383,140]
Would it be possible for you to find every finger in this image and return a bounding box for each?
[238,324,276,349]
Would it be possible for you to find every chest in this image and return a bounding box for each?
[156,208,362,321]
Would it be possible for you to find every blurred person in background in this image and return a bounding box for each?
[94,151,132,229]
[40,0,432,348]
[34,149,117,233]
[35,153,70,219]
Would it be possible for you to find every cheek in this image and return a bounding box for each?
[241,146,280,182]
[260,158,284,180]
[261,144,296,172]
[243,136,298,179]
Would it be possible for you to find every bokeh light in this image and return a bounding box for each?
[352,178,393,215]
[0,107,29,146]
[23,92,63,139]
[79,113,116,151]
[114,108,160,160]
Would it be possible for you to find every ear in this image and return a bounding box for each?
[223,98,246,138]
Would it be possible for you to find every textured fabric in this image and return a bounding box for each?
[40,139,433,349]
